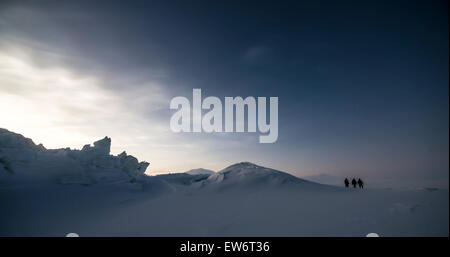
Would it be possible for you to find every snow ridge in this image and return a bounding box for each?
[0,128,149,185]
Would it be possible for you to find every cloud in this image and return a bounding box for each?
[0,41,170,159]
[0,40,264,173]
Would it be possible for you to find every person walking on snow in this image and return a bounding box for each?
[344,178,350,188]
[351,178,357,188]
[357,178,364,189]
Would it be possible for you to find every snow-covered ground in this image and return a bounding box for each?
[0,128,448,236]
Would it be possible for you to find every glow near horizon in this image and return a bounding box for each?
[0,45,294,175]
[0,46,211,173]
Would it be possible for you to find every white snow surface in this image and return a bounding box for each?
[0,128,448,236]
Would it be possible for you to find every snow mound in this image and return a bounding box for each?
[185,168,215,176]
[0,128,150,186]
[199,162,325,191]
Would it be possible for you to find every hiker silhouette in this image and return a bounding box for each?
[351,178,357,188]
[344,178,349,188]
[357,178,364,189]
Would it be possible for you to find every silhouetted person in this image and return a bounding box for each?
[344,178,349,188]
[357,178,364,189]
[351,178,357,188]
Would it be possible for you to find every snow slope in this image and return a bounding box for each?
[0,128,448,236]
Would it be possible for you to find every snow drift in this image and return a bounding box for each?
[201,162,323,191]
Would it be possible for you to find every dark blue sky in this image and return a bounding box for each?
[0,0,448,186]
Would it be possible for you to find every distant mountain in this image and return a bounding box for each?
[185,168,215,176]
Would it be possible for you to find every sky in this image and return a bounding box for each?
[0,0,448,187]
